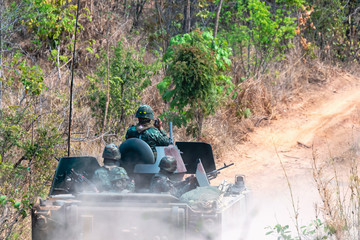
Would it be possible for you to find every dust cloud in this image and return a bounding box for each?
[213,73,360,239]
[40,186,252,240]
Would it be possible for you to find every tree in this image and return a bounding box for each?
[302,0,360,62]
[0,0,29,110]
[0,52,64,239]
[219,0,300,78]
[0,1,81,237]
[158,29,232,139]
[88,40,159,140]
[22,0,85,80]
[213,0,224,38]
[130,0,148,31]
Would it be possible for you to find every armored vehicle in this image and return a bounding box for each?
[32,140,249,240]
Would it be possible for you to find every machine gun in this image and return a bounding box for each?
[206,163,234,180]
[67,168,99,193]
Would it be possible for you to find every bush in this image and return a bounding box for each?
[158,29,232,139]
[0,54,65,239]
[88,40,159,139]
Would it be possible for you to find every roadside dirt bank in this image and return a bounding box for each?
[214,72,360,239]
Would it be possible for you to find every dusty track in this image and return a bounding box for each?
[214,72,360,238]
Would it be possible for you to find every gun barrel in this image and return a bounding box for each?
[206,163,234,176]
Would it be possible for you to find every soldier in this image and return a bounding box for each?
[125,104,171,152]
[109,167,135,193]
[93,144,134,192]
[150,156,197,198]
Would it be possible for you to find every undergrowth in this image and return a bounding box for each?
[267,137,360,240]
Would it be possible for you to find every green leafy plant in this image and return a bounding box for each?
[0,53,64,238]
[88,40,159,139]
[266,224,294,240]
[158,29,232,139]
[237,107,252,119]
[219,0,301,78]
[23,0,83,44]
[301,0,360,63]
[20,0,88,71]
[265,219,332,240]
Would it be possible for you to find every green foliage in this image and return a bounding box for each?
[266,224,293,240]
[265,219,333,239]
[238,107,252,119]
[18,62,45,96]
[302,0,360,62]
[158,29,232,138]
[19,0,88,69]
[2,52,46,99]
[0,53,65,238]
[0,0,357,237]
[0,125,62,236]
[88,41,159,138]
[219,0,301,77]
[23,0,82,43]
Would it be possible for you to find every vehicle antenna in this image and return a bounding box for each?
[68,0,81,157]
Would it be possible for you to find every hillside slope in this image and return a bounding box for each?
[214,71,360,238]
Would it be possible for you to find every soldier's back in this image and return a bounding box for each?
[93,167,112,191]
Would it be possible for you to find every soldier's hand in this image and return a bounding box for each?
[185,175,198,189]
[154,118,162,130]
[185,175,197,183]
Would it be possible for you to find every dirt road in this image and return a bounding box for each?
[216,72,360,239]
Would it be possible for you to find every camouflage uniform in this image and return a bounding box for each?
[150,156,195,198]
[125,105,170,152]
[93,166,134,192]
[93,144,134,192]
[125,122,170,152]
[110,167,135,192]
[150,172,193,198]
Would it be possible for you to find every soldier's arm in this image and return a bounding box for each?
[125,125,136,139]
[125,128,131,139]
[150,176,163,193]
[150,175,174,193]
[93,169,111,192]
[153,128,171,146]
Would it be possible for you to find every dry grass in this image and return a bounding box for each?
[192,53,340,160]
[311,138,360,239]
[3,1,359,239]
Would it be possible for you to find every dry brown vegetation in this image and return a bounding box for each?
[0,0,359,239]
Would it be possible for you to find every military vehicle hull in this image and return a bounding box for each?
[32,190,249,240]
[32,142,249,240]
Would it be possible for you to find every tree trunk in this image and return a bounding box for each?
[131,0,147,31]
[154,0,166,53]
[213,0,224,38]
[196,110,203,141]
[184,0,191,33]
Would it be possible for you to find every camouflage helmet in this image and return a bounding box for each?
[159,156,177,173]
[102,144,121,160]
[135,104,154,120]
[110,167,129,182]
